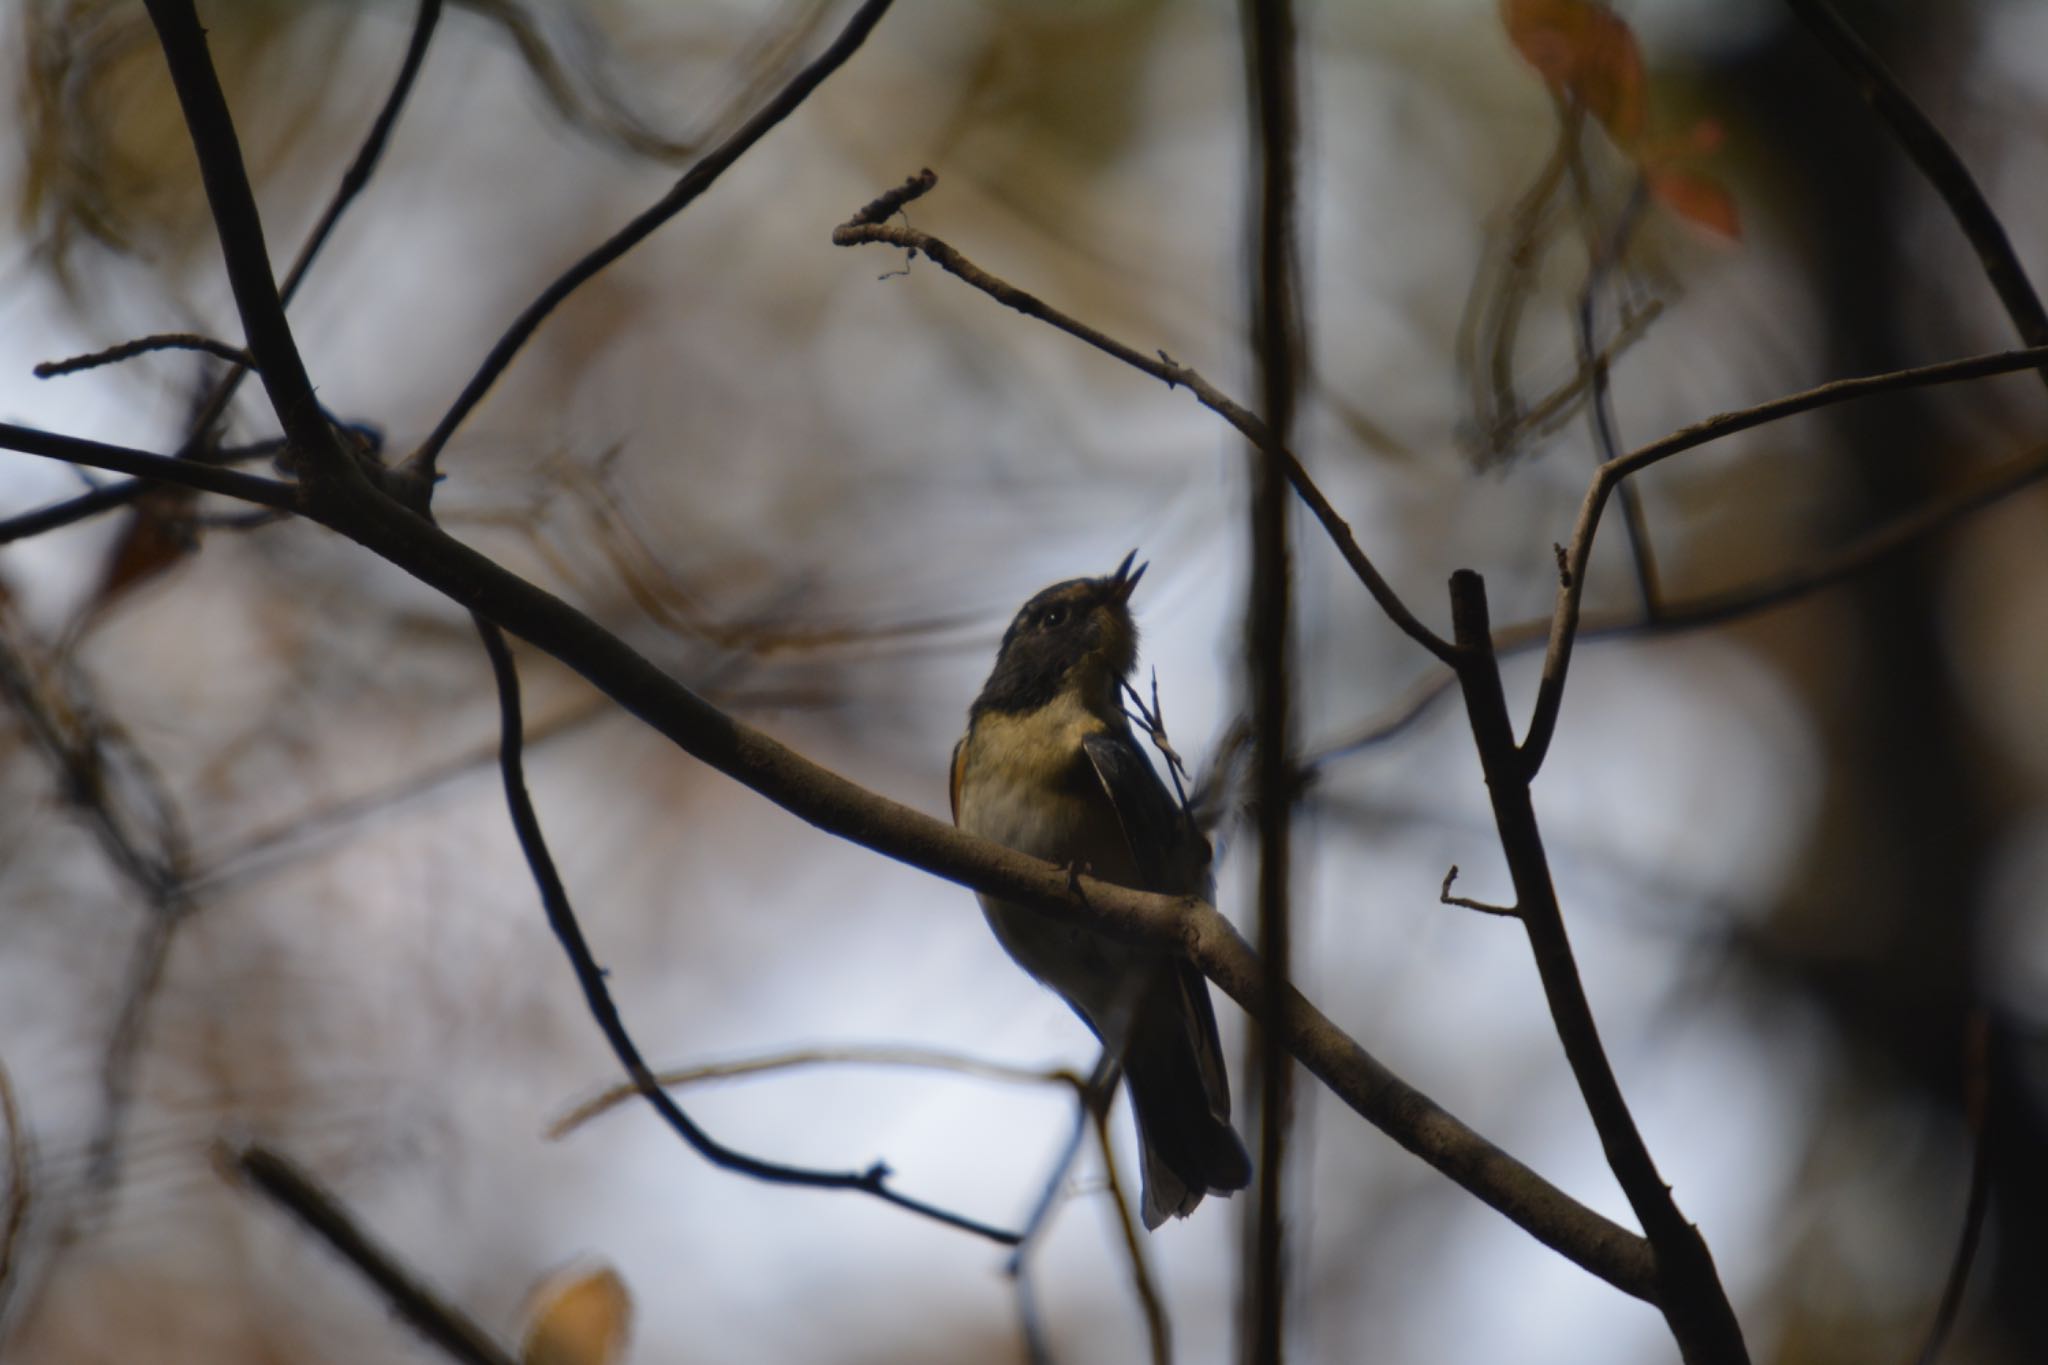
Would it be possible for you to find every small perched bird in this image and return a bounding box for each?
[950,551,1252,1228]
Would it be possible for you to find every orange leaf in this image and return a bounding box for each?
[1502,0,1647,148]
[1648,167,1741,240]
[521,1263,633,1365]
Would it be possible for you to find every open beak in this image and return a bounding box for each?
[1107,548,1147,604]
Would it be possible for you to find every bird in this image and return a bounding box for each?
[950,550,1252,1228]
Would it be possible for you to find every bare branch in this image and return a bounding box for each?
[1439,866,1518,919]
[1450,571,1747,1364]
[406,0,898,483]
[473,615,1018,1244]
[549,1044,1089,1139]
[1238,0,1303,1355]
[140,0,350,481]
[33,333,252,379]
[221,1143,520,1365]
[1780,0,2048,366]
[833,179,1458,665]
[0,422,301,513]
[1520,342,2048,776]
[1092,1104,1173,1365]
[0,408,1658,1294]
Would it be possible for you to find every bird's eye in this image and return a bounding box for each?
[1042,605,1068,628]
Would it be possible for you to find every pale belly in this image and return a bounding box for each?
[955,735,1152,1041]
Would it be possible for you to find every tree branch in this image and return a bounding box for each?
[1450,571,1747,1365]
[1239,0,1302,1356]
[221,1143,520,1365]
[405,0,897,482]
[1519,343,2048,775]
[1779,0,2048,369]
[1309,427,2048,776]
[33,333,251,378]
[141,0,352,481]
[0,422,302,513]
[473,615,1018,1245]
[0,408,1656,1291]
[833,176,1457,665]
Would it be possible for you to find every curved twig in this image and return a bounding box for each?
[1520,343,2048,775]
[832,177,1457,665]
[475,615,1019,1245]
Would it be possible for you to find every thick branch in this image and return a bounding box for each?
[140,0,350,476]
[1450,572,1747,1364]
[0,429,1654,1297]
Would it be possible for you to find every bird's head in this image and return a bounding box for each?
[972,550,1147,717]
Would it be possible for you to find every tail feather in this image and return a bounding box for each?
[1124,990,1252,1229]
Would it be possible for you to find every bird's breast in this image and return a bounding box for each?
[955,695,1130,876]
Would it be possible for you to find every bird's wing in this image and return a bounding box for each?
[1080,729,1204,893]
[948,736,966,824]
[1081,729,1231,1120]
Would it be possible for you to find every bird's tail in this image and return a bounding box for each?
[1123,997,1253,1229]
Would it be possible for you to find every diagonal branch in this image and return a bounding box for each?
[833,174,1457,665]
[1450,571,1748,1365]
[141,0,349,478]
[0,413,1657,1297]
[1780,0,2048,370]
[405,0,897,482]
[222,1143,520,1365]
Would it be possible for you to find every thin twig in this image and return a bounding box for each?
[406,0,897,482]
[278,0,442,310]
[222,1143,520,1365]
[1520,342,2048,776]
[33,333,251,379]
[1780,0,2048,370]
[1450,571,1747,1365]
[550,1044,1089,1140]
[1309,428,2048,775]
[1006,1052,1117,1273]
[1092,1104,1173,1365]
[1120,673,1194,822]
[1008,1053,1117,1365]
[1439,866,1518,919]
[1239,1,1301,1358]
[833,179,1457,665]
[1560,115,1660,615]
[473,616,1018,1245]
